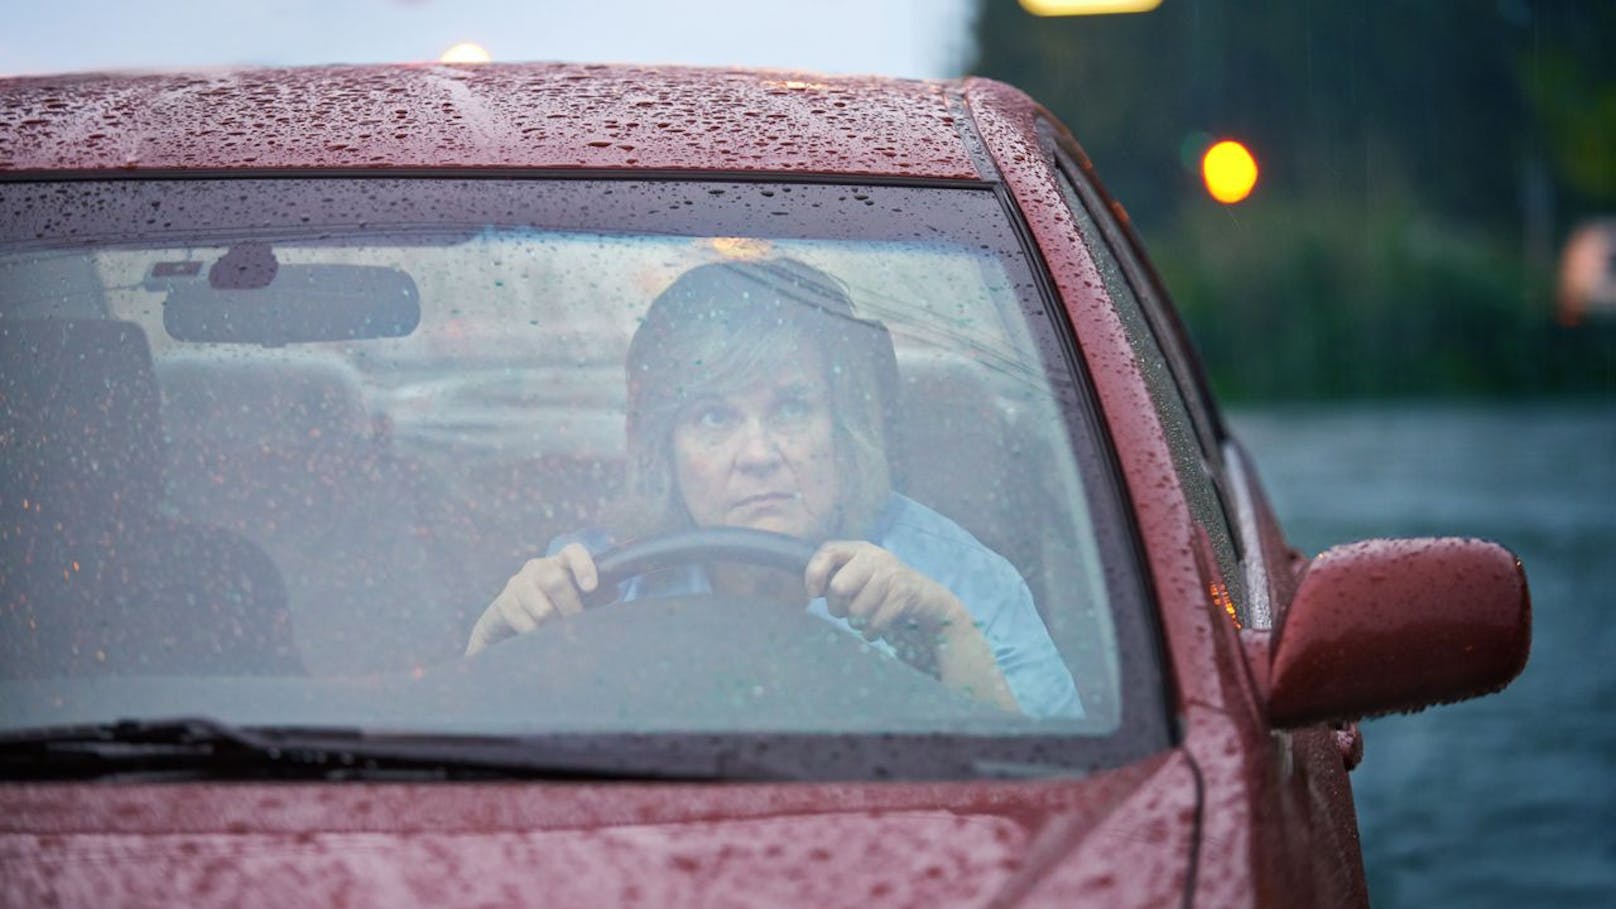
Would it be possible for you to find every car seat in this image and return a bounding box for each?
[157,351,472,675]
[888,353,1116,721]
[889,355,1048,604]
[0,319,298,678]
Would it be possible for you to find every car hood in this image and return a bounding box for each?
[0,751,1197,909]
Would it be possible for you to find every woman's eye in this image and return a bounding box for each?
[773,396,814,424]
[693,406,737,430]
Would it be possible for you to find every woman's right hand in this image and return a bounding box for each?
[464,542,599,656]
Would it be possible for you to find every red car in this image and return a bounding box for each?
[0,63,1529,908]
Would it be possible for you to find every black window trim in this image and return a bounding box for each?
[985,182,1178,751]
[1034,123,1229,466]
[1040,127,1248,569]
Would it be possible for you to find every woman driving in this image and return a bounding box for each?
[465,258,1082,719]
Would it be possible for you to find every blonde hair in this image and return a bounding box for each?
[612,259,895,542]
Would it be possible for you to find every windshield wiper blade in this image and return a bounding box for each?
[0,718,785,782]
[0,717,425,781]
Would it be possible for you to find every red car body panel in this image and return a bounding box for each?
[960,75,1350,908]
[0,64,979,179]
[2,754,1195,909]
[959,78,1228,716]
[0,62,1423,908]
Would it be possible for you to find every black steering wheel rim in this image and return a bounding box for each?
[583,527,819,609]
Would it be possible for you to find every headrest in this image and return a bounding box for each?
[156,351,371,456]
[0,319,163,515]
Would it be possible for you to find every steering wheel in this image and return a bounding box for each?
[582,527,819,609]
[483,527,948,690]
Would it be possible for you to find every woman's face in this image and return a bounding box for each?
[670,348,840,540]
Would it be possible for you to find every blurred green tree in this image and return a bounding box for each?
[969,0,1616,399]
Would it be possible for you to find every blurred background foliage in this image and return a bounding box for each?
[969,0,1616,400]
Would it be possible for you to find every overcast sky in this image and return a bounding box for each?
[0,0,979,79]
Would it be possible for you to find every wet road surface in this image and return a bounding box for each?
[1230,400,1616,908]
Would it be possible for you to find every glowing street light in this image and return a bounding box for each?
[1019,0,1164,15]
[1201,140,1258,204]
[706,237,774,260]
[439,43,492,64]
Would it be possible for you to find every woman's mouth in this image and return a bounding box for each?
[733,492,795,510]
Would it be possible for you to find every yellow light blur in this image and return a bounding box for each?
[1210,581,1241,629]
[706,237,774,260]
[1201,140,1258,204]
[1019,0,1163,15]
[439,42,492,64]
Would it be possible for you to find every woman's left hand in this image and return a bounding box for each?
[804,540,971,641]
[805,540,1020,713]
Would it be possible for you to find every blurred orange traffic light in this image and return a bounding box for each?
[1202,140,1258,204]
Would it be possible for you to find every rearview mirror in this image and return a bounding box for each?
[163,261,420,346]
[1268,538,1530,728]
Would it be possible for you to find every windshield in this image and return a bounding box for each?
[0,177,1165,779]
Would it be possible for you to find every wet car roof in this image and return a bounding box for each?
[0,63,985,179]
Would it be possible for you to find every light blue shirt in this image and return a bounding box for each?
[550,493,1084,719]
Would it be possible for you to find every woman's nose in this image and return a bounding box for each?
[734,418,783,469]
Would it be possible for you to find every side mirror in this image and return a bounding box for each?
[1268,538,1530,728]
